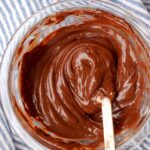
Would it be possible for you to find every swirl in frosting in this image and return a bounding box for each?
[18,10,150,149]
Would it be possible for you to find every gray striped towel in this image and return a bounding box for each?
[0,0,150,150]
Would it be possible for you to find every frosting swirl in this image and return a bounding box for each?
[18,10,149,149]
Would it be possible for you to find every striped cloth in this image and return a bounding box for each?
[0,0,150,150]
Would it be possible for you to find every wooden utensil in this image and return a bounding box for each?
[97,96,115,150]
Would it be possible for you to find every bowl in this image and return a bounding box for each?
[1,0,150,149]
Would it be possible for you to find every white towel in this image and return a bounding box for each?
[0,0,150,149]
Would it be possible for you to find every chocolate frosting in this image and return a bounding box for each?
[18,10,149,149]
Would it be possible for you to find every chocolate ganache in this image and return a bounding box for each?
[15,9,150,149]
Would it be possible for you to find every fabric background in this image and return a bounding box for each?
[0,0,150,149]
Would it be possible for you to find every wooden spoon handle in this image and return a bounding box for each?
[97,96,115,150]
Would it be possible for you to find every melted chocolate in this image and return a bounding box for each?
[18,10,149,149]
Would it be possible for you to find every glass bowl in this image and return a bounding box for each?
[1,0,150,149]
